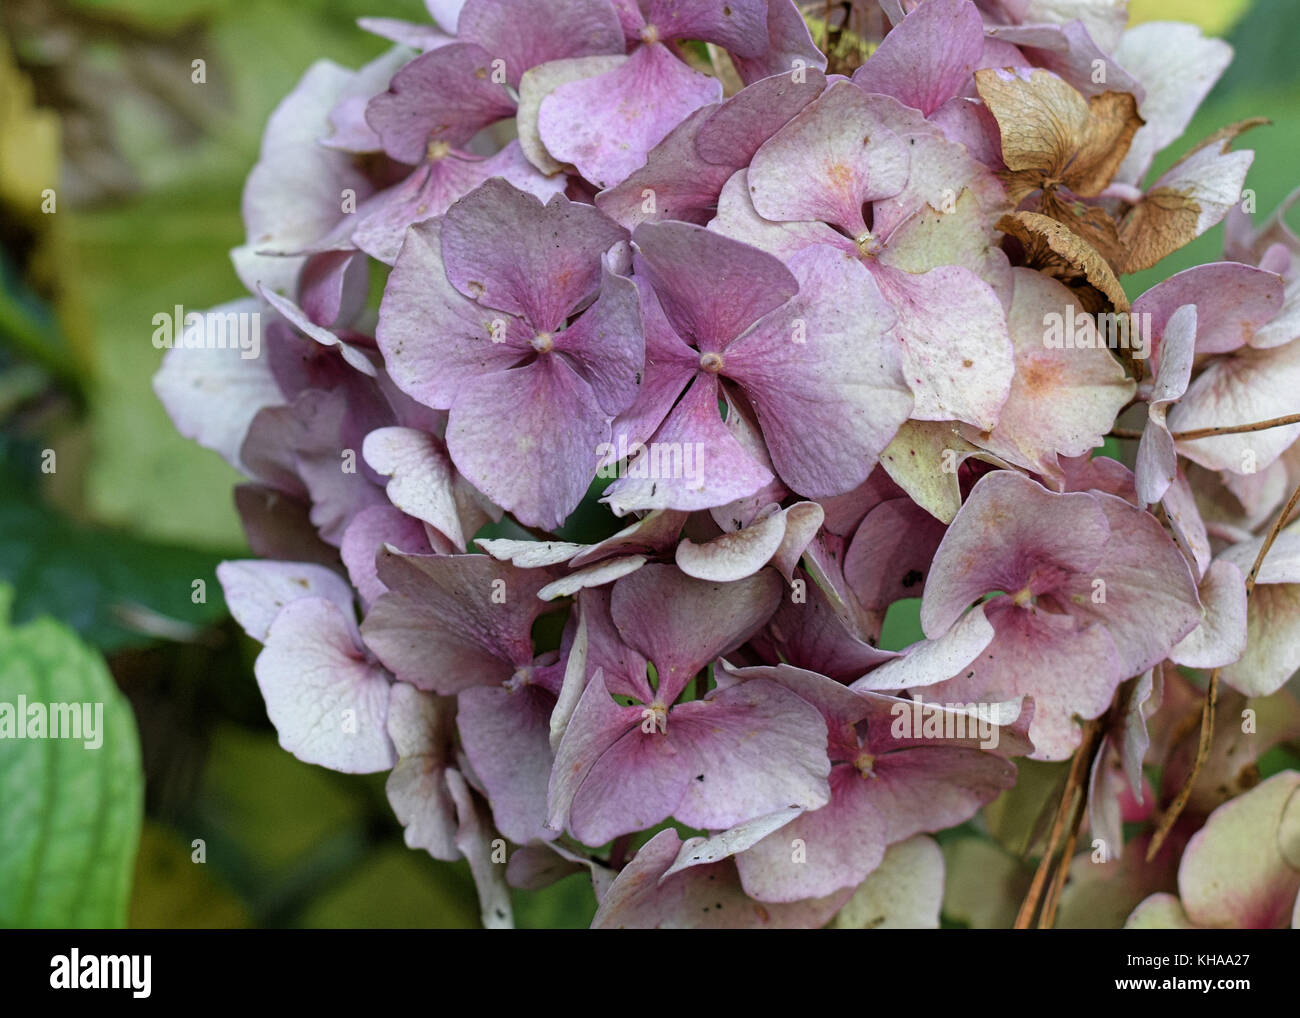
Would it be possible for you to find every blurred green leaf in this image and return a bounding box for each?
[0,589,144,927]
[879,597,923,652]
[128,821,250,928]
[297,845,479,929]
[0,477,232,651]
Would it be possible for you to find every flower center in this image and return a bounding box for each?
[639,24,660,45]
[855,231,880,257]
[505,667,533,693]
[1011,585,1035,608]
[640,703,668,735]
[699,351,724,374]
[854,751,877,778]
[532,332,554,353]
[426,140,451,162]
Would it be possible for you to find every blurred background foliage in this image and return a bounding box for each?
[0,0,1295,929]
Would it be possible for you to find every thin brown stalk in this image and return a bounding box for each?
[1015,720,1100,929]
[1109,413,1300,442]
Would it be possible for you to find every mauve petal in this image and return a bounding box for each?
[295,249,368,329]
[559,674,696,843]
[926,598,1124,760]
[385,683,459,860]
[602,373,773,514]
[851,0,984,117]
[1002,20,1141,102]
[234,485,338,566]
[851,606,994,692]
[321,46,416,153]
[709,169,848,260]
[1133,263,1283,360]
[377,220,529,410]
[592,829,849,928]
[748,81,909,237]
[578,588,654,702]
[1136,304,1197,506]
[365,43,516,162]
[217,560,354,643]
[632,219,797,353]
[353,144,565,266]
[255,597,396,773]
[539,44,723,190]
[963,268,1134,480]
[447,356,608,530]
[1161,470,1211,579]
[611,562,782,703]
[456,0,624,87]
[666,679,832,831]
[570,508,689,568]
[361,550,550,692]
[870,263,1014,430]
[844,497,947,614]
[920,471,1109,638]
[1056,492,1203,677]
[723,246,913,496]
[604,275,699,455]
[696,67,827,165]
[340,505,437,608]
[458,682,557,844]
[736,767,886,901]
[259,285,375,377]
[757,575,898,682]
[279,390,390,546]
[864,745,1015,844]
[553,268,645,416]
[716,661,875,738]
[642,0,768,54]
[729,0,827,85]
[596,105,727,230]
[518,55,627,175]
[441,179,628,331]
[537,555,647,601]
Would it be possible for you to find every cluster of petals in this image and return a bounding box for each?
[154,0,1300,928]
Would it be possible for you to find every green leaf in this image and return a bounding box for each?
[0,589,144,927]
[0,479,232,652]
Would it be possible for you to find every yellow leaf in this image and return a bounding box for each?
[1118,119,1265,274]
[974,68,1143,201]
[998,210,1131,313]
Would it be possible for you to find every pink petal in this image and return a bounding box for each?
[255,597,396,773]
[364,43,515,162]
[441,179,628,332]
[851,0,984,116]
[361,550,550,693]
[723,246,914,496]
[539,44,723,189]
[457,0,624,87]
[748,81,909,237]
